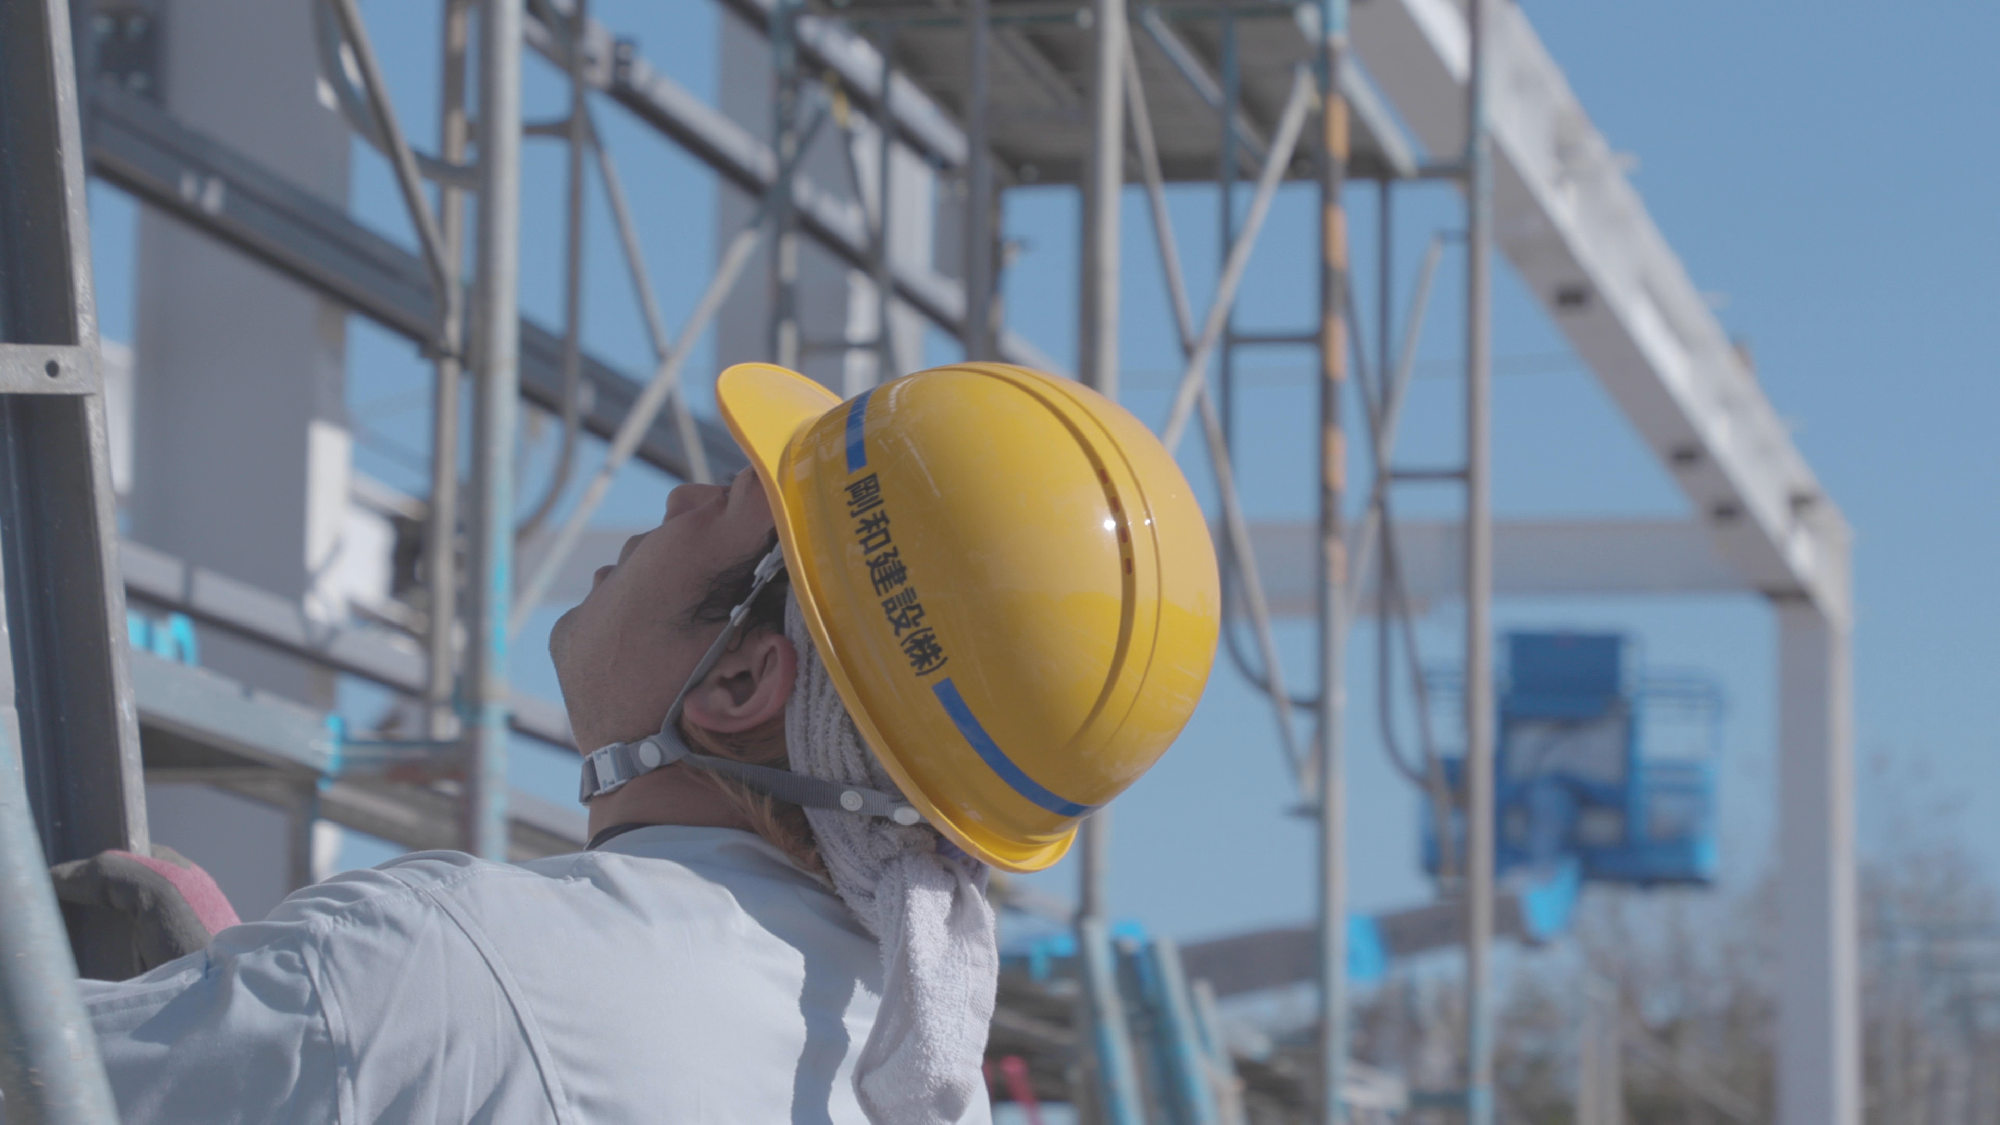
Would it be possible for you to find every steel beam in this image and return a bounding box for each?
[84,84,744,484]
[1348,0,1848,617]
[527,517,1759,626]
[130,651,585,858]
[119,540,573,751]
[1348,3,1856,1111]
[1250,517,1750,615]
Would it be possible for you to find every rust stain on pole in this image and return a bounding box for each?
[1326,537,1348,588]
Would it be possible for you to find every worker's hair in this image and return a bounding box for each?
[678,531,826,877]
[681,530,789,637]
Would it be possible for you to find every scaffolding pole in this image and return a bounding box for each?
[963,0,996,360]
[770,0,803,369]
[870,24,899,386]
[1314,0,1352,1121]
[464,0,524,861]
[1076,0,1122,388]
[1,0,150,970]
[1077,0,1137,1115]
[0,0,130,1115]
[1125,36,1307,791]
[1462,0,1496,1120]
[1216,10,1239,443]
[427,0,472,743]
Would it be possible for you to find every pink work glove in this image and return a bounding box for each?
[50,845,241,975]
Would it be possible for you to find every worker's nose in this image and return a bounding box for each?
[664,481,724,522]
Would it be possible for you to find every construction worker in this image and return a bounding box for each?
[27,363,1219,1124]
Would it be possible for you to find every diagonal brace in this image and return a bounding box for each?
[509,100,832,635]
[1158,65,1314,454]
[1128,45,1308,787]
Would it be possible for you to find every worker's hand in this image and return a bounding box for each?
[50,845,242,974]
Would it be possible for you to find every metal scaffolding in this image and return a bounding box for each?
[0,0,136,1117]
[0,0,1857,1121]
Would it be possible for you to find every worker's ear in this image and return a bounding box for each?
[681,630,796,735]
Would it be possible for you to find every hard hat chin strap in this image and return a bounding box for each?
[577,542,922,827]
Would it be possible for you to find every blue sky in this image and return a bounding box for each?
[88,0,1999,947]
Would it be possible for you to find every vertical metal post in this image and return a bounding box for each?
[1145,939,1220,1125]
[1376,180,1391,432]
[1079,915,1145,1125]
[963,0,995,361]
[3,0,149,987]
[1462,0,1496,1120]
[1077,0,1131,1113]
[0,0,129,1114]
[770,0,802,368]
[1775,596,1859,1125]
[1189,978,1245,1125]
[1,5,149,867]
[1077,0,1123,389]
[464,0,522,861]
[1215,12,1238,439]
[1577,976,1623,1125]
[1079,810,1111,928]
[0,728,117,1122]
[286,781,320,891]
[870,24,898,385]
[512,0,590,537]
[428,0,471,742]
[1314,0,1352,1122]
[1077,808,1141,1123]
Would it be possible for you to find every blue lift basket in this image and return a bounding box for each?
[1423,632,1722,888]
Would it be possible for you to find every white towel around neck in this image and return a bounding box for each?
[784,594,999,1124]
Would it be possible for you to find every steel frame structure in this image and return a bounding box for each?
[0,0,1854,1122]
[0,0,135,1117]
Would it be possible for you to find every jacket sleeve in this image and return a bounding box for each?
[71,909,344,1123]
[7,856,550,1125]
[65,861,460,1124]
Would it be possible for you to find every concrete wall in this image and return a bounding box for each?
[126,0,353,917]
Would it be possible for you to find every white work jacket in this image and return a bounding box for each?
[45,825,989,1124]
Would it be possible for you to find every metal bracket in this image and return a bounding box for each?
[0,343,98,394]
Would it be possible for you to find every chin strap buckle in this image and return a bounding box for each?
[578,732,689,803]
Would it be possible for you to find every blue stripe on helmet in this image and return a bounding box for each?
[932,678,1094,818]
[844,388,874,473]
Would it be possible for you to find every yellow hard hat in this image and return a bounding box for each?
[718,361,1219,873]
